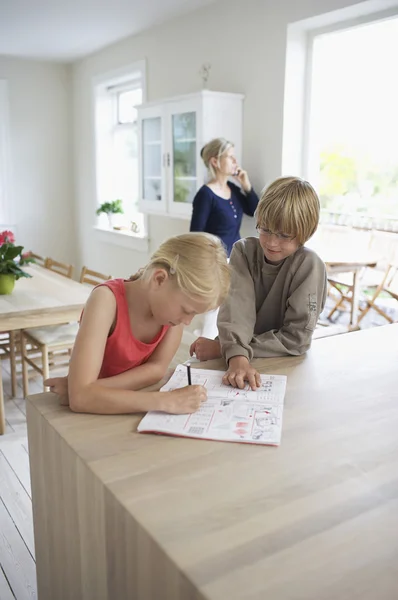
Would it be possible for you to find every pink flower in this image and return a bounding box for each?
[0,230,15,245]
[21,251,32,259]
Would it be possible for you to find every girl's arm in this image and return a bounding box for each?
[67,287,204,414]
[97,326,183,390]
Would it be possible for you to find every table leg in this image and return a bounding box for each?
[350,270,360,329]
[0,360,5,435]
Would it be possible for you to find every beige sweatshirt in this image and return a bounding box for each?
[217,237,327,362]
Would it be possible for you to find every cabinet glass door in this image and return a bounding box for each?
[171,112,197,204]
[142,117,162,202]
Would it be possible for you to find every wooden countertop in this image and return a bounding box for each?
[27,325,398,600]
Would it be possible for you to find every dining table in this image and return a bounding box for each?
[0,264,91,434]
[306,240,379,328]
[26,324,398,600]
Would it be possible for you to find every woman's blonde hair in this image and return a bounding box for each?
[132,232,230,311]
[255,176,320,245]
[201,137,234,179]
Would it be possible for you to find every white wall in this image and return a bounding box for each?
[73,0,367,278]
[0,56,74,263]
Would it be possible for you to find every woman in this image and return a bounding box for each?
[190,138,258,338]
[190,138,259,256]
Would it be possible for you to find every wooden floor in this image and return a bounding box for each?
[0,357,55,600]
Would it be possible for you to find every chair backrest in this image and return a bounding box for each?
[45,258,74,279]
[368,230,398,270]
[30,252,47,267]
[79,266,112,286]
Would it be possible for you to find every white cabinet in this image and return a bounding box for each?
[137,90,244,219]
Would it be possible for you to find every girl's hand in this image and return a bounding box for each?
[222,356,261,391]
[234,167,252,193]
[189,337,221,361]
[44,376,70,406]
[160,385,207,414]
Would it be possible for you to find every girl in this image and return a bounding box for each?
[45,232,230,415]
[190,137,259,257]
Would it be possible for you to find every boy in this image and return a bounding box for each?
[190,176,327,390]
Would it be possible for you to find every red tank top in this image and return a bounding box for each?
[97,279,169,379]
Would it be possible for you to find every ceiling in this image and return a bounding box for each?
[0,0,217,63]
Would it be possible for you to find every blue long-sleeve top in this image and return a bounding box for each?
[189,182,259,256]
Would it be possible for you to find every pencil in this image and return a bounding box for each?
[186,363,192,385]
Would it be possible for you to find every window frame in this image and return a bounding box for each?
[92,61,148,250]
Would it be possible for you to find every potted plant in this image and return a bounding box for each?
[96,199,124,228]
[0,230,35,294]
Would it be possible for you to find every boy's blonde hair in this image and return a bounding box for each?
[201,138,234,179]
[133,232,230,311]
[255,176,320,245]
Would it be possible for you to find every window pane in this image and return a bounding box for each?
[118,88,143,124]
[172,112,197,203]
[142,117,162,201]
[309,18,398,220]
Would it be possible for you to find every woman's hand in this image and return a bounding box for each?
[160,385,207,414]
[222,356,261,391]
[189,337,222,361]
[234,167,252,193]
[44,376,70,406]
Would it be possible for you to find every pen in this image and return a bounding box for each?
[186,363,192,385]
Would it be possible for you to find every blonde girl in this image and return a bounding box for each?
[45,232,230,415]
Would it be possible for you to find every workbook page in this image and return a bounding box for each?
[137,364,287,446]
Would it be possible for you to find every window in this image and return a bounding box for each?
[94,63,147,236]
[305,16,398,228]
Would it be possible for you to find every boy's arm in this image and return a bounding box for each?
[217,243,257,362]
[250,255,327,357]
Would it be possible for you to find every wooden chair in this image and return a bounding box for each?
[326,230,398,324]
[30,252,47,267]
[21,265,111,395]
[80,266,111,286]
[0,331,18,397]
[358,255,398,325]
[45,257,74,279]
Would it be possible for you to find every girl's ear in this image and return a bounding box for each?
[151,269,168,288]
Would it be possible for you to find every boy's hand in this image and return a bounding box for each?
[160,385,207,414]
[222,356,261,391]
[44,376,70,406]
[189,337,222,361]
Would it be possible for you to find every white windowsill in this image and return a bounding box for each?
[93,226,149,253]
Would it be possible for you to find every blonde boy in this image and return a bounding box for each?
[190,176,327,389]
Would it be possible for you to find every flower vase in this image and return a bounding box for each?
[107,214,114,229]
[0,274,16,295]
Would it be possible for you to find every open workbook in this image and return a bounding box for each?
[137,364,287,446]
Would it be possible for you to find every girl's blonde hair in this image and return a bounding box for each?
[132,232,230,311]
[201,137,234,179]
[255,176,320,245]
